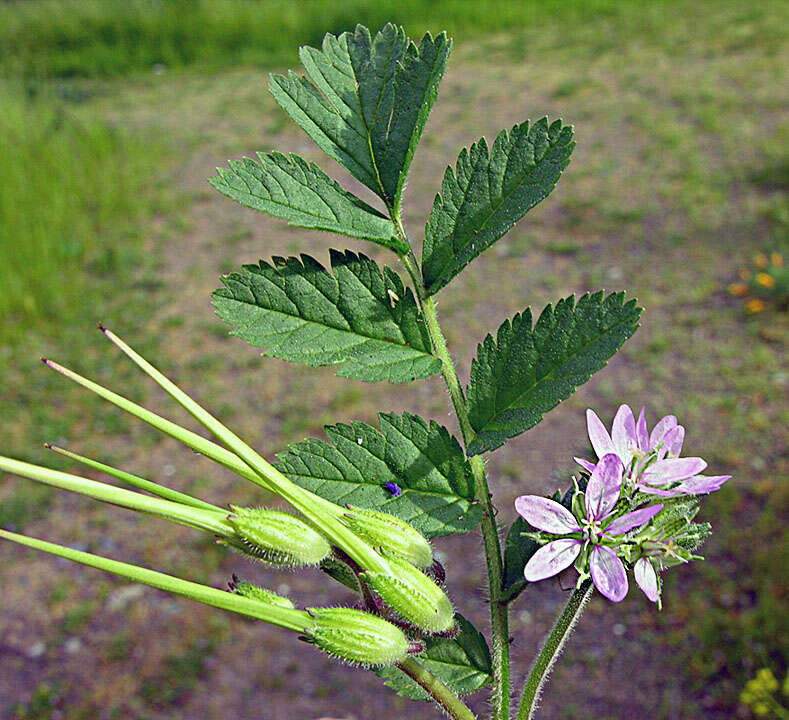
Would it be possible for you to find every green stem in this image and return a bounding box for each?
[0,529,311,632]
[395,221,510,720]
[47,444,222,511]
[0,455,233,537]
[515,580,593,720]
[397,658,477,720]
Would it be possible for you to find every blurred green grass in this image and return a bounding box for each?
[0,83,164,339]
[0,0,670,79]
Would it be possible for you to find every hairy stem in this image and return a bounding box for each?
[396,221,510,720]
[397,658,478,720]
[515,580,593,720]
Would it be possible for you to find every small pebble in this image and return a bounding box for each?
[27,641,46,658]
[64,637,82,654]
[105,584,146,612]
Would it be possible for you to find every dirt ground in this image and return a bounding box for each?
[1,15,786,720]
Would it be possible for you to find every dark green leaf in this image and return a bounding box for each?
[269,24,451,209]
[375,614,492,699]
[212,251,440,383]
[210,152,403,251]
[422,118,574,294]
[501,517,540,602]
[467,292,642,454]
[275,412,479,538]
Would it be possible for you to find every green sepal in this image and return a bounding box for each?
[342,505,433,569]
[320,556,362,592]
[307,607,411,667]
[225,506,332,567]
[229,577,295,609]
[375,614,493,699]
[362,555,454,635]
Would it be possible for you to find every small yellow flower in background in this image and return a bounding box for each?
[739,268,752,280]
[729,282,748,296]
[756,272,776,289]
[755,253,769,269]
[772,252,784,267]
[740,668,787,718]
[746,299,766,314]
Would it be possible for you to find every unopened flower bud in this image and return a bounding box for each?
[226,506,331,567]
[228,575,295,609]
[342,505,433,569]
[307,607,411,666]
[362,555,455,634]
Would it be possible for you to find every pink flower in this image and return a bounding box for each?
[575,405,731,497]
[515,454,663,602]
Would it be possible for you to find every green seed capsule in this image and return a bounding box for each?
[229,577,295,609]
[362,555,455,634]
[342,505,433,569]
[226,506,331,567]
[307,607,410,666]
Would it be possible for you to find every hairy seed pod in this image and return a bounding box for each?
[226,506,331,567]
[342,505,433,569]
[228,576,295,609]
[307,607,411,666]
[362,556,455,634]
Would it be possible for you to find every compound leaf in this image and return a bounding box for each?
[275,412,479,538]
[375,614,492,698]
[270,23,451,210]
[212,251,440,383]
[210,152,403,251]
[467,292,642,454]
[422,118,575,294]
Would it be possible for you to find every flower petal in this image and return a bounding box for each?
[523,539,582,582]
[585,453,623,520]
[590,545,628,602]
[636,407,649,451]
[641,457,707,485]
[574,457,596,474]
[605,504,664,535]
[514,495,580,534]
[649,414,677,449]
[634,557,659,602]
[611,404,637,464]
[674,475,731,495]
[586,409,615,459]
[662,425,685,458]
[636,484,680,497]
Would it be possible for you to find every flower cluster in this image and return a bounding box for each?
[728,250,787,314]
[516,405,731,604]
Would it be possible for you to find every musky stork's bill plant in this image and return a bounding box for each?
[0,23,730,720]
